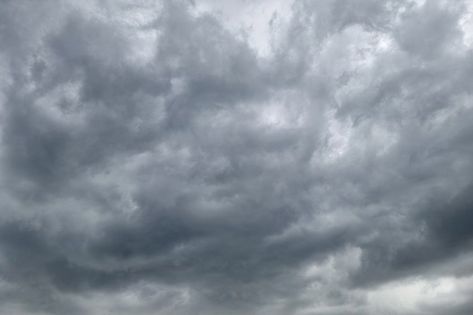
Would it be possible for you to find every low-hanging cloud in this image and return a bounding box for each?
[1,0,473,314]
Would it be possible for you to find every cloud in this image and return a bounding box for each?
[0,0,473,314]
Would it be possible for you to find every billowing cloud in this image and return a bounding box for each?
[0,0,473,314]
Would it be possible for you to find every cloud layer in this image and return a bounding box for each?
[1,0,473,314]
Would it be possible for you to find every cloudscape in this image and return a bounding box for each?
[1,0,473,314]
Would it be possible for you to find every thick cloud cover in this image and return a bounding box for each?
[1,0,473,314]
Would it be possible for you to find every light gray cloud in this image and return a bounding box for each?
[0,0,473,314]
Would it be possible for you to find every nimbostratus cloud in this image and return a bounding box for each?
[0,0,473,314]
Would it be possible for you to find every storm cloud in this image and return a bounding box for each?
[1,0,473,314]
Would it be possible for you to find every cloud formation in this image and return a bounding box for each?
[0,0,473,314]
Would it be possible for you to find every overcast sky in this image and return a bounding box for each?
[1,0,473,314]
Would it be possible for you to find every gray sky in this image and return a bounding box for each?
[1,0,473,314]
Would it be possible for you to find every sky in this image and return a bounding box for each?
[1,0,473,314]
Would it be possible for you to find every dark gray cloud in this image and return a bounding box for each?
[1,0,473,314]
